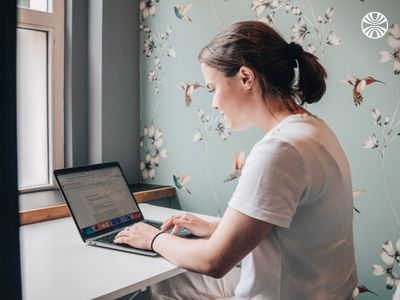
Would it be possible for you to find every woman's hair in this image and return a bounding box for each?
[198,21,327,108]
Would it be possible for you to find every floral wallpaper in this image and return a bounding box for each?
[138,0,400,298]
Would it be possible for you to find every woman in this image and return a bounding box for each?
[115,21,358,299]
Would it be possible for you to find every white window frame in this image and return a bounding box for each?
[17,0,64,193]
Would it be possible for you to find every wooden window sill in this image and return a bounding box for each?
[19,185,176,225]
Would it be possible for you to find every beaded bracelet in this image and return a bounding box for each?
[150,232,165,252]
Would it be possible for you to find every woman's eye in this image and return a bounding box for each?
[208,89,215,93]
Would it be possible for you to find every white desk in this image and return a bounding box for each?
[20,204,217,300]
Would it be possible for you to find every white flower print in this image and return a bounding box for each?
[372,240,400,289]
[363,134,379,149]
[251,2,341,59]
[143,36,156,57]
[141,23,176,97]
[251,0,281,17]
[379,24,400,75]
[139,0,159,19]
[154,56,161,70]
[215,114,231,140]
[148,70,157,81]
[291,6,302,16]
[140,154,155,180]
[140,124,167,181]
[192,131,203,142]
[372,108,382,124]
[306,44,317,56]
[291,18,309,44]
[167,47,176,58]
[197,108,210,123]
[327,31,341,46]
[161,26,172,40]
[324,6,334,23]
[259,14,275,26]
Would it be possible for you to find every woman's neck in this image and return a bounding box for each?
[255,98,306,134]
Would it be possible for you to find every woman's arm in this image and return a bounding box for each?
[153,207,273,278]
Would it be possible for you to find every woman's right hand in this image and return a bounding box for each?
[161,213,219,238]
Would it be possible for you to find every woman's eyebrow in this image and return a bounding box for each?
[206,84,214,90]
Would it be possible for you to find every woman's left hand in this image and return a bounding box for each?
[114,222,161,250]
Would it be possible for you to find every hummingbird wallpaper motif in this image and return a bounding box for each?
[138,0,400,298]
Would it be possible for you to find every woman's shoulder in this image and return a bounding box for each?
[248,135,306,169]
[254,113,339,165]
[265,113,333,146]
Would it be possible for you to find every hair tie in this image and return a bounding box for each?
[286,42,304,69]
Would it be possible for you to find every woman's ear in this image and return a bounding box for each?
[238,66,255,90]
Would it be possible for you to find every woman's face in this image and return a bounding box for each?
[200,63,254,131]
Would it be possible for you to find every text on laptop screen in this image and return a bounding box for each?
[57,166,141,236]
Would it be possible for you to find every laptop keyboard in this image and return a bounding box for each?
[96,231,120,244]
[143,220,163,229]
[94,221,162,247]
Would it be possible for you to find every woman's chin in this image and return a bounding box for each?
[225,116,251,132]
[230,123,252,132]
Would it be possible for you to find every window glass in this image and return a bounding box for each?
[17,0,53,13]
[16,28,49,189]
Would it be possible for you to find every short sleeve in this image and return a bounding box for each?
[228,138,308,228]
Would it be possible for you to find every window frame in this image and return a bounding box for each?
[17,0,64,193]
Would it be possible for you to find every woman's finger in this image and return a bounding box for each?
[174,217,189,228]
[114,236,128,244]
[161,215,180,231]
[170,224,181,235]
[161,219,174,232]
[170,216,189,235]
[116,226,133,238]
[115,231,128,239]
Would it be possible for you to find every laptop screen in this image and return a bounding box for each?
[56,165,142,237]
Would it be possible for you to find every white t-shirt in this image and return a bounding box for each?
[229,113,358,300]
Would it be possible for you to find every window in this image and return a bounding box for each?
[17,0,64,192]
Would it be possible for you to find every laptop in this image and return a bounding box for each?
[54,162,191,256]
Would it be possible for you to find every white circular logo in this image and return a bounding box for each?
[361,12,388,39]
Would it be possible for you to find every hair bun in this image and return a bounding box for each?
[286,42,304,68]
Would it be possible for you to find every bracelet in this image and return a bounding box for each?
[150,232,165,252]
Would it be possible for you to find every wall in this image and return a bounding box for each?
[139,0,400,298]
[65,0,88,167]
[65,0,141,184]
[1,1,22,297]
